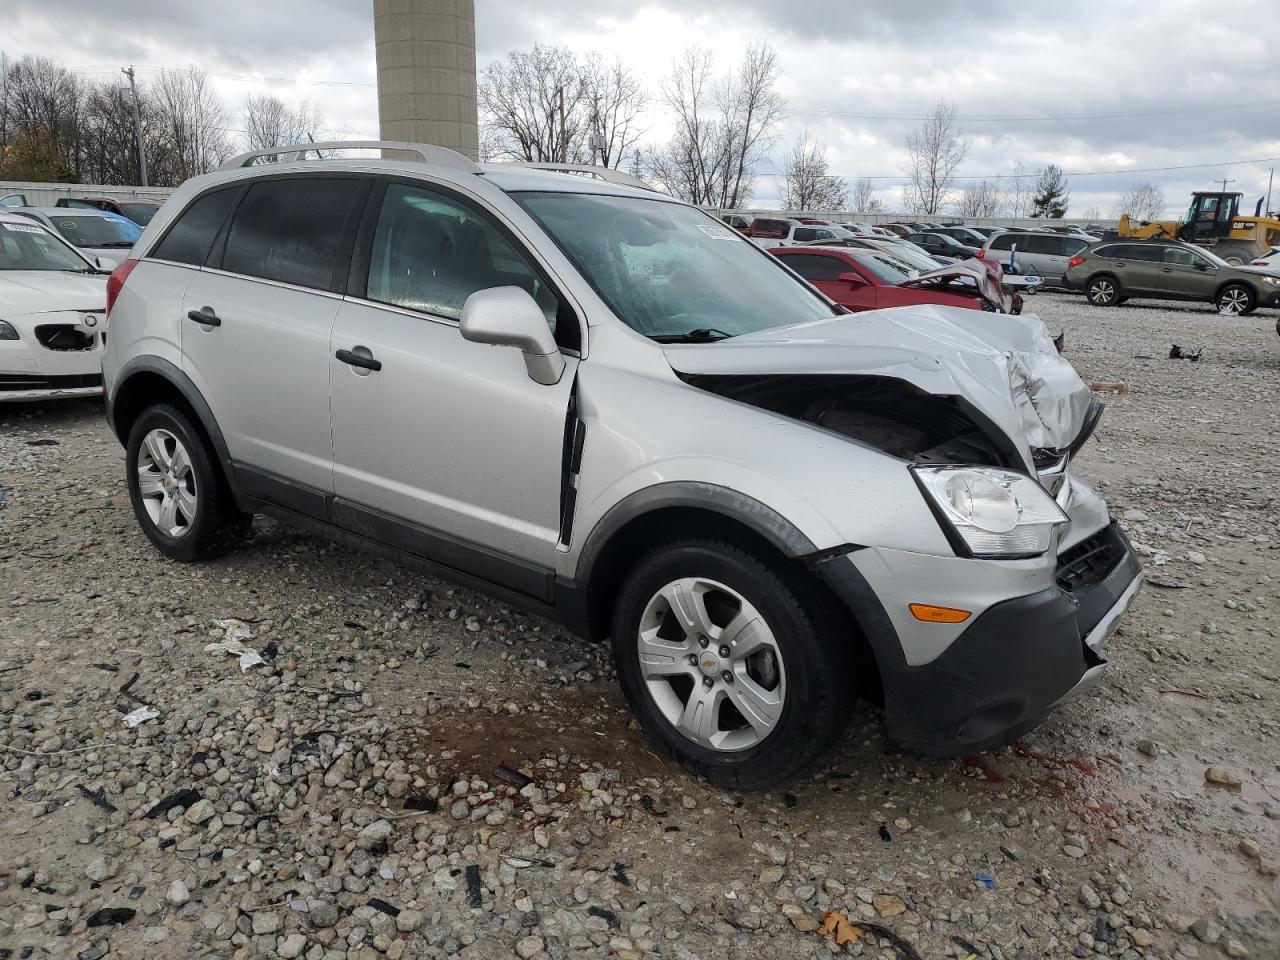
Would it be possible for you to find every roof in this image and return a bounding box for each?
[16,206,131,218]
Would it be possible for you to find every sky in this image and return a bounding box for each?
[7,0,1280,216]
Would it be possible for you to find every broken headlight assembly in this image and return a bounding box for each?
[0,320,19,341]
[913,465,1068,558]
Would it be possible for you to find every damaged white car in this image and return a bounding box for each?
[0,214,110,402]
[102,144,1143,788]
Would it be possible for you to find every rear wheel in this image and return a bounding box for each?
[1216,284,1255,315]
[611,539,854,789]
[1087,276,1120,306]
[126,404,251,561]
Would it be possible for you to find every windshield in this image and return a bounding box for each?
[0,222,91,271]
[515,192,837,339]
[120,203,158,225]
[848,251,915,284]
[46,213,141,248]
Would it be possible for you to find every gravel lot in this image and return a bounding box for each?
[2,292,1278,960]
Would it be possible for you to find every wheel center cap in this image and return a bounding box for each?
[698,651,724,676]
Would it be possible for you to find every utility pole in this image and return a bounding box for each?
[122,66,148,187]
[1218,176,1235,194]
[1267,167,1274,217]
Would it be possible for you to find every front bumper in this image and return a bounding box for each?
[1,313,106,402]
[818,519,1142,755]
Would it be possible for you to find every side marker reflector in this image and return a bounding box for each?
[909,603,972,624]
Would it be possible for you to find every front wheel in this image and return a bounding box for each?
[126,404,251,561]
[610,540,854,789]
[1216,283,1255,315]
[1087,277,1120,306]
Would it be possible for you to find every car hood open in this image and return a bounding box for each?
[663,305,1094,459]
[0,271,107,317]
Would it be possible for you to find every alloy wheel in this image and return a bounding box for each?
[136,428,198,537]
[636,577,786,752]
[1090,280,1115,305]
[1219,288,1250,314]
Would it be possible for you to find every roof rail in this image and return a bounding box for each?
[218,141,481,174]
[506,162,657,192]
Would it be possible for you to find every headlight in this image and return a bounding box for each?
[1261,276,1280,286]
[913,465,1068,558]
[0,320,19,341]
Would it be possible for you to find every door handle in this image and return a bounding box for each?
[335,347,382,372]
[187,307,220,327]
[1162,267,1173,273]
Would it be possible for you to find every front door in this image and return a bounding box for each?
[180,175,369,493]
[1156,245,1219,299]
[329,180,580,576]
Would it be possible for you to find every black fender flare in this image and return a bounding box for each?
[573,481,820,584]
[109,355,237,488]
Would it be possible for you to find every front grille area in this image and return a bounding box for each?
[1056,526,1125,593]
[0,372,103,392]
[35,324,95,351]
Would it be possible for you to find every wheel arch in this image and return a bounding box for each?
[109,357,239,500]
[574,484,886,703]
[1087,271,1121,292]
[1214,279,1256,304]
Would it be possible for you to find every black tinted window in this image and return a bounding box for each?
[366,182,570,343]
[1119,244,1162,262]
[223,178,365,291]
[152,188,240,266]
[1093,245,1120,259]
[1023,235,1066,255]
[792,228,818,242]
[783,253,850,282]
[989,233,1017,251]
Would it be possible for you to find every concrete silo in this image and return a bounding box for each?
[373,0,479,159]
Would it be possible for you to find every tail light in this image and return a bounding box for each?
[106,258,139,315]
[1068,255,1086,268]
[975,249,985,258]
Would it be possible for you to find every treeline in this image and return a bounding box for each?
[0,53,326,187]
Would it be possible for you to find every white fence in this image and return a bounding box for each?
[724,210,1118,229]
[0,180,175,207]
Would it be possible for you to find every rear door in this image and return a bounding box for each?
[180,174,369,495]
[1107,244,1162,293]
[328,178,580,572]
[1021,234,1069,282]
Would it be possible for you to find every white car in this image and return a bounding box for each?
[1250,246,1280,270]
[0,214,110,402]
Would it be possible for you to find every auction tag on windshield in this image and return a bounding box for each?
[2,222,42,234]
[697,224,738,240]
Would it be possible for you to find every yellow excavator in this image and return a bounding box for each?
[1117,191,1280,265]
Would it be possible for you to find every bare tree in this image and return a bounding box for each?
[0,54,84,181]
[478,44,587,163]
[153,68,232,180]
[243,93,325,156]
[849,177,884,214]
[1114,182,1166,220]
[579,54,646,169]
[1081,205,1102,220]
[901,101,968,215]
[955,179,1002,218]
[1003,161,1034,218]
[647,44,784,208]
[782,136,847,211]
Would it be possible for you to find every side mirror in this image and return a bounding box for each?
[837,272,866,285]
[460,286,565,386]
[94,256,118,272]
[1193,261,1209,271]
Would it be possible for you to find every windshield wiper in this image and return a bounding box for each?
[97,241,136,248]
[651,328,734,344]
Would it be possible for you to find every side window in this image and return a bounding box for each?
[989,234,1016,251]
[1163,246,1196,266]
[783,253,851,282]
[792,228,818,242]
[1119,244,1159,262]
[151,187,240,266]
[1063,237,1088,256]
[365,182,566,339]
[1023,235,1064,255]
[1092,245,1118,259]
[222,177,365,292]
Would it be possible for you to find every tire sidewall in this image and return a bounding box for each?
[611,543,846,787]
[126,405,215,561]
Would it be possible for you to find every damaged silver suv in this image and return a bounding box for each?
[101,142,1143,788]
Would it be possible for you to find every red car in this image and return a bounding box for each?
[771,245,997,312]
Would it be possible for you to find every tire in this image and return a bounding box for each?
[125,403,251,561]
[1087,276,1120,306]
[1115,296,1129,304]
[1216,283,1255,316]
[610,539,854,789]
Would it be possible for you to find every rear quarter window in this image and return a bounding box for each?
[988,234,1017,251]
[151,187,241,266]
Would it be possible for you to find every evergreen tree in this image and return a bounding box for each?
[1030,164,1069,218]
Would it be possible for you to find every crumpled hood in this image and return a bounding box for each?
[0,271,107,317]
[664,304,1093,456]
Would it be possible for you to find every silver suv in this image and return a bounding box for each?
[102,141,1143,788]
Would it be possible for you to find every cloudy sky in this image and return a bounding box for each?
[8,0,1280,216]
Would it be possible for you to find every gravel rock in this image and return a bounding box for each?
[166,879,190,906]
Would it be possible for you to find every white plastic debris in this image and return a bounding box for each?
[123,705,159,727]
[206,619,265,671]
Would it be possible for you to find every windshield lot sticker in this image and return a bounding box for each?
[697,224,738,240]
[3,222,42,234]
